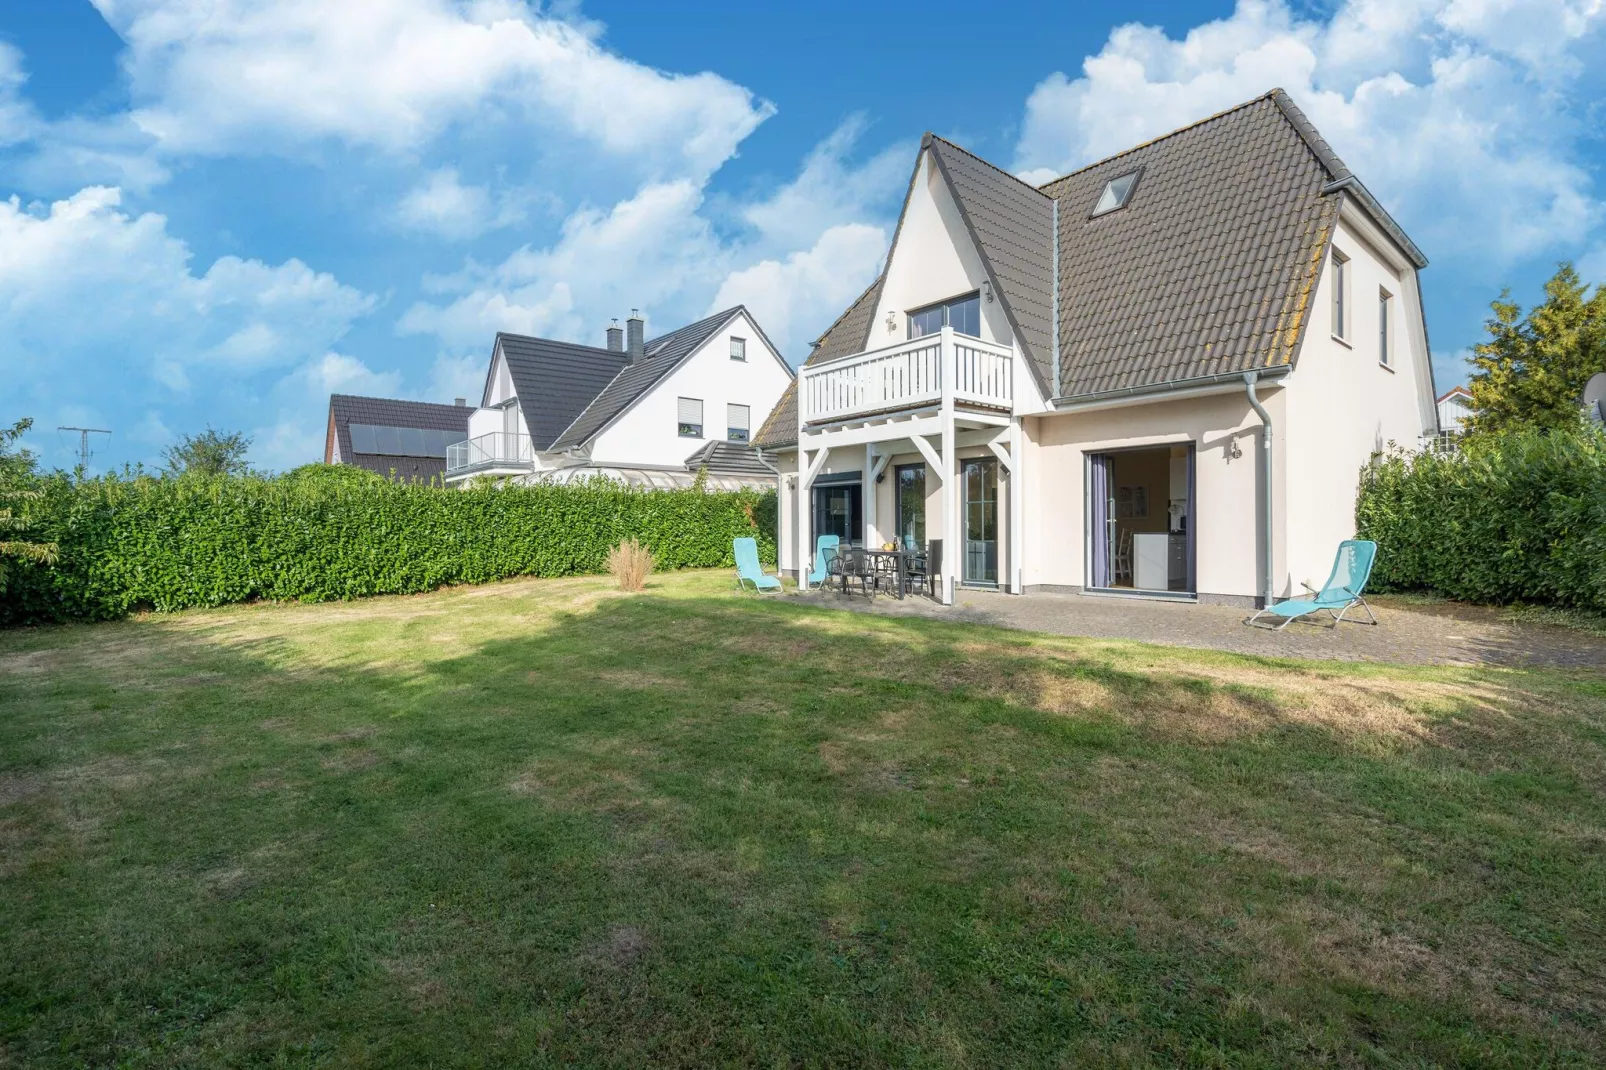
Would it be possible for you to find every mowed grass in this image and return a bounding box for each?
[2,573,1604,1068]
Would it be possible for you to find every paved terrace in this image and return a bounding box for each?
[794,586,1606,671]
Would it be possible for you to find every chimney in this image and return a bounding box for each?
[605,318,624,352]
[454,397,466,407]
[626,309,645,361]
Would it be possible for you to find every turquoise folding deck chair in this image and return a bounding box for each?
[733,537,781,592]
[1247,539,1379,630]
[735,533,777,591]
[806,535,840,588]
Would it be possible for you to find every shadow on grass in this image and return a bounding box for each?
[2,585,1604,1068]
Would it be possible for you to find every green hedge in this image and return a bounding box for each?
[2,468,777,624]
[1355,428,1606,611]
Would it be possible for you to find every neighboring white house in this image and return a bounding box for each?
[755,89,1440,608]
[1436,386,1474,439]
[446,307,794,489]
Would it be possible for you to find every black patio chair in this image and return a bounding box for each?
[829,546,874,598]
[869,551,903,597]
[904,539,941,600]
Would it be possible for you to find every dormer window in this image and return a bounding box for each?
[1090,170,1141,217]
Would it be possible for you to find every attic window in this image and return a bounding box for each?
[1090,170,1140,217]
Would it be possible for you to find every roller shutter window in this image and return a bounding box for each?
[677,397,703,438]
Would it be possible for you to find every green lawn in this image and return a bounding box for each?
[2,572,1603,1067]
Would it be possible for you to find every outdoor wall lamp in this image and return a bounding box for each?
[982,280,994,303]
[886,311,897,333]
[1229,439,1243,460]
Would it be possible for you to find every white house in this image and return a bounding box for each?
[755,89,1440,608]
[446,307,794,489]
[1436,386,1474,438]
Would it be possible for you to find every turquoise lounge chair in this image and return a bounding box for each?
[1248,539,1379,630]
[806,535,840,588]
[733,537,781,592]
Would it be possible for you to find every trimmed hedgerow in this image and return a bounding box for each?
[2,468,777,624]
[1356,428,1606,611]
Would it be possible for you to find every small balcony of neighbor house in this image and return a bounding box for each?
[445,432,535,480]
[799,326,1013,427]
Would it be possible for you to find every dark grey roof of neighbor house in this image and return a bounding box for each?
[548,306,778,452]
[490,333,629,450]
[752,277,883,448]
[683,439,778,476]
[756,88,1428,442]
[327,395,471,482]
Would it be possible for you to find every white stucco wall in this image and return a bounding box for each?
[1281,214,1436,593]
[1025,388,1285,603]
[589,310,794,467]
[869,153,1014,350]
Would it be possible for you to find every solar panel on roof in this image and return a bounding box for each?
[348,423,457,458]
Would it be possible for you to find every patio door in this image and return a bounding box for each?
[962,458,998,586]
[812,482,862,547]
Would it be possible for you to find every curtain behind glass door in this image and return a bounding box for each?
[1089,453,1113,587]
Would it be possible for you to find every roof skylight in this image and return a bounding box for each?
[1091,170,1140,216]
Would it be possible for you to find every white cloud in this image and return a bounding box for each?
[739,116,910,254]
[709,223,887,363]
[0,185,376,470]
[400,119,909,363]
[0,187,374,372]
[400,179,726,348]
[1013,0,1606,264]
[396,166,527,239]
[0,42,38,148]
[94,0,774,180]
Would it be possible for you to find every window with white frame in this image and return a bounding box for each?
[730,336,746,361]
[1378,287,1393,367]
[727,403,750,442]
[677,397,703,438]
[1331,248,1350,342]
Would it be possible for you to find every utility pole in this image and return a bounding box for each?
[57,426,111,470]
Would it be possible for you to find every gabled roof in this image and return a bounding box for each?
[752,276,884,448]
[761,87,1431,441]
[490,333,628,450]
[327,394,471,476]
[547,306,782,452]
[925,135,1056,392]
[683,439,778,477]
[1438,386,1472,403]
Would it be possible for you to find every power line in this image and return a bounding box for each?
[57,426,111,470]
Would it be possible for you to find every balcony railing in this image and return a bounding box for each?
[446,432,535,474]
[799,327,1013,424]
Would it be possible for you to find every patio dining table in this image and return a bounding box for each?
[861,548,911,599]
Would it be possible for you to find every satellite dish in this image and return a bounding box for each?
[1585,372,1606,426]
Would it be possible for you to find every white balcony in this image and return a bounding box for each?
[446,432,535,477]
[799,327,1013,425]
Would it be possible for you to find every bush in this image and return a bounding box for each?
[1,472,777,625]
[607,538,654,592]
[1356,428,1606,611]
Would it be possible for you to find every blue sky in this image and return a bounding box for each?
[2,0,1603,474]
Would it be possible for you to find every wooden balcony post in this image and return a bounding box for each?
[939,326,957,605]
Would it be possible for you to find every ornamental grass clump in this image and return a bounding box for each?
[607,538,654,592]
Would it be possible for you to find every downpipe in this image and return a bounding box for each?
[1243,372,1275,610]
